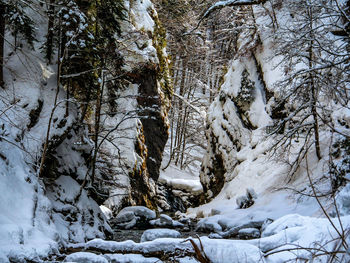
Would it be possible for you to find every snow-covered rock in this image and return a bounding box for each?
[102,0,171,212]
[112,206,156,229]
[140,228,181,242]
[156,165,202,212]
[64,252,108,263]
[336,183,350,216]
[250,214,350,262]
[196,219,222,233]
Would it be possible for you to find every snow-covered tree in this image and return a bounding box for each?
[272,1,328,161]
[269,0,350,179]
[236,68,255,107]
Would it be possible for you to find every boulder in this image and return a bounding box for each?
[196,220,222,233]
[115,211,135,224]
[112,206,156,229]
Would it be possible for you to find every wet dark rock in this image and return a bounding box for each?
[27,99,43,129]
[156,182,201,213]
[237,228,260,239]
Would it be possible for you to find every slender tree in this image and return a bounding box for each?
[0,2,5,88]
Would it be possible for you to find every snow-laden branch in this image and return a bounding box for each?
[186,0,267,35]
[202,0,267,18]
[172,93,207,119]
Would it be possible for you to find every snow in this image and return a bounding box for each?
[0,147,58,259]
[1,0,350,262]
[73,237,265,263]
[118,0,160,72]
[127,0,155,32]
[140,228,181,242]
[104,254,161,263]
[46,176,110,243]
[203,0,263,18]
[159,165,203,194]
[254,214,350,262]
[100,205,113,220]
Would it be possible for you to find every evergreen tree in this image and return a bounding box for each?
[237,68,254,105]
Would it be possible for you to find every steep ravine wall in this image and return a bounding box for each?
[199,3,292,202]
[0,0,171,260]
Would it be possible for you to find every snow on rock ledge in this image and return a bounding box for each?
[140,228,181,242]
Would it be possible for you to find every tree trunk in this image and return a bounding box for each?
[46,0,55,64]
[174,58,187,164]
[0,4,5,88]
[308,5,321,160]
[91,71,104,184]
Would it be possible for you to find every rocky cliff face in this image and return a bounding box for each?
[200,6,273,201]
[100,0,171,212]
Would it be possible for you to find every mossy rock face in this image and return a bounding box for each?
[131,67,169,183]
[150,9,173,102]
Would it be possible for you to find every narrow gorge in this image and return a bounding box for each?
[1,0,350,262]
